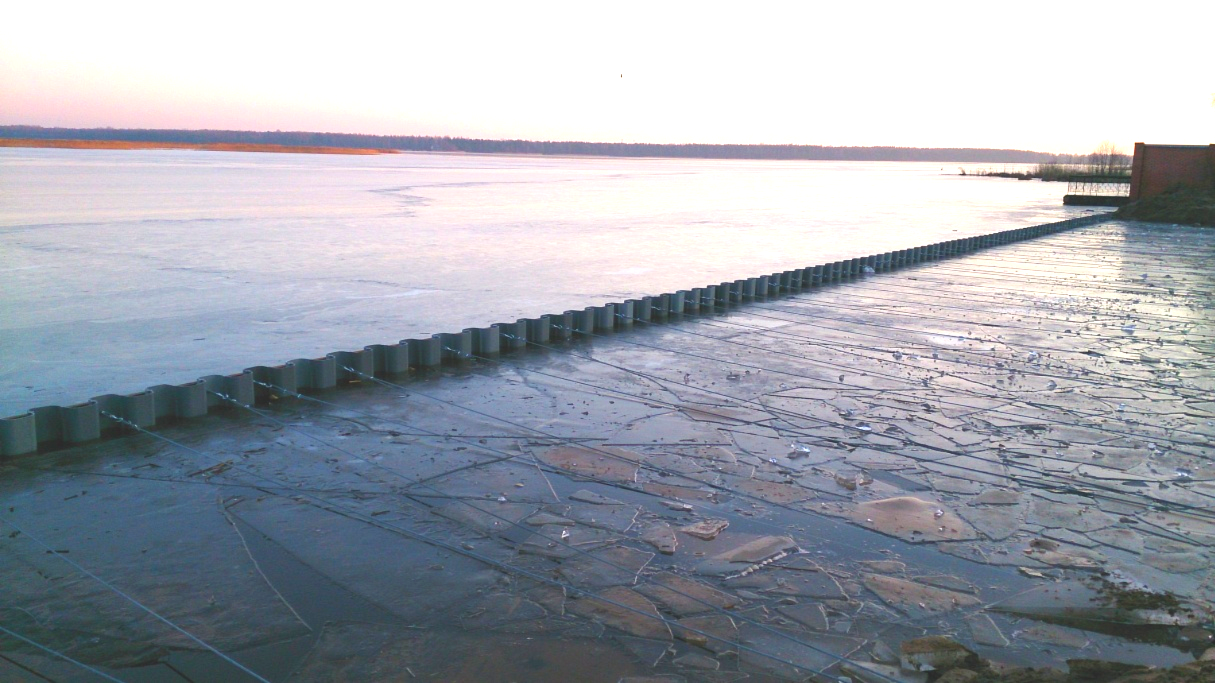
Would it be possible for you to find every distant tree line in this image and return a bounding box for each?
[0,125,1083,163]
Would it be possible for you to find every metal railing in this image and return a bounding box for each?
[1066,175,1131,197]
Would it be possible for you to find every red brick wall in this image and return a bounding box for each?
[1129,143,1215,200]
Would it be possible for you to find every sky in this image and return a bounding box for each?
[1,1,1211,155]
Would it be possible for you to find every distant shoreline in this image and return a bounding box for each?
[0,138,397,156]
[0,125,1074,163]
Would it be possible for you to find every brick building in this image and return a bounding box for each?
[1128,143,1215,201]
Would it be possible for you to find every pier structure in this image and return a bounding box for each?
[1,215,1108,457]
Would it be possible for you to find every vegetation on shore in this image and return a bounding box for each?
[960,141,1132,181]
[0,138,395,155]
[1117,186,1215,227]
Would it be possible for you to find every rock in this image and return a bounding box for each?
[990,580,1210,628]
[836,472,859,490]
[850,497,978,543]
[899,636,978,672]
[1179,626,1213,644]
[678,519,729,540]
[1065,659,1150,681]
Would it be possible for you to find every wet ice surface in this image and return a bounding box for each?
[2,220,1213,682]
[0,148,1097,414]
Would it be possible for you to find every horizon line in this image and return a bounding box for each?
[1,124,1070,156]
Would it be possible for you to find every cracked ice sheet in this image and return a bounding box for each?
[4,221,1214,679]
[0,453,311,664]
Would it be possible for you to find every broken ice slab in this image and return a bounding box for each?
[778,602,830,630]
[671,651,721,670]
[1026,495,1118,533]
[1021,542,1105,569]
[694,535,799,576]
[525,511,576,526]
[562,503,641,532]
[643,482,716,503]
[635,572,742,617]
[535,445,641,483]
[1141,551,1208,574]
[640,522,678,555]
[674,613,738,654]
[726,476,816,504]
[727,567,847,600]
[861,573,981,618]
[1016,623,1091,649]
[519,524,619,558]
[557,546,654,588]
[972,489,1022,505]
[568,489,625,505]
[966,613,1009,647]
[568,586,672,640]
[678,519,729,541]
[433,500,539,536]
[841,660,928,683]
[849,497,979,543]
[461,592,548,630]
[913,575,977,594]
[679,402,773,425]
[736,622,865,680]
[858,560,907,575]
[956,504,1024,541]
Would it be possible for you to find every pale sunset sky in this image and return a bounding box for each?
[1,1,1210,155]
